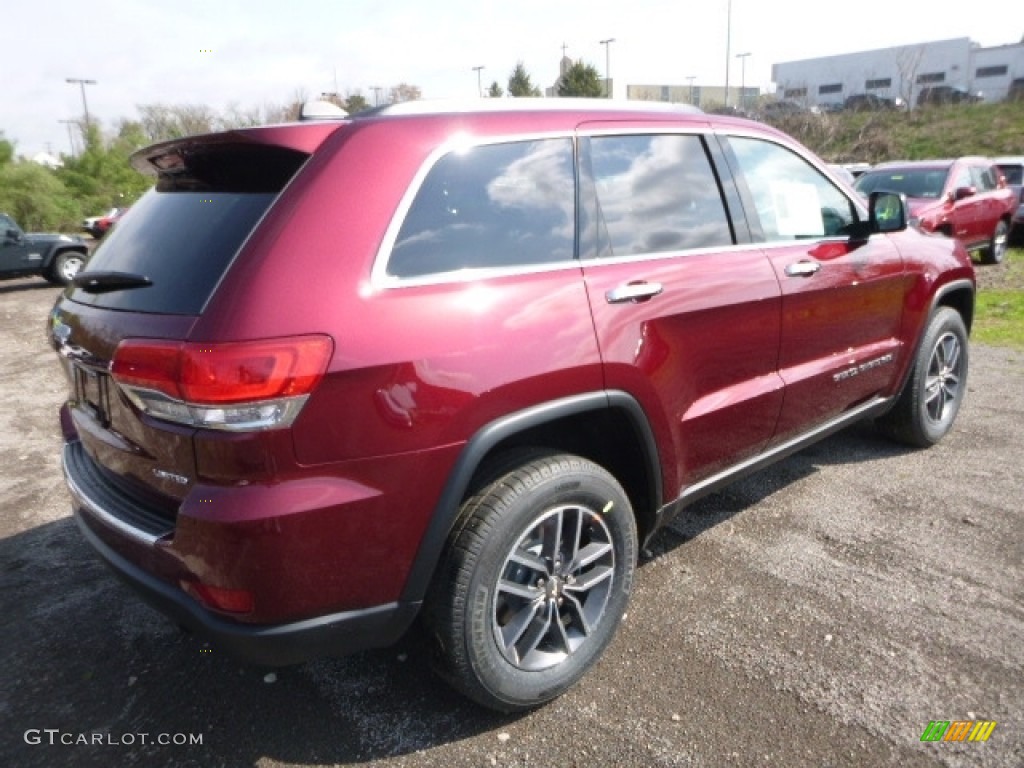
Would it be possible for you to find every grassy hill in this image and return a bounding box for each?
[768,100,1024,164]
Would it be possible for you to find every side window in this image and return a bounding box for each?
[387,138,575,279]
[951,167,972,192]
[729,137,856,241]
[586,134,733,257]
[970,165,995,191]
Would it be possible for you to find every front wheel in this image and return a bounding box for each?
[425,452,637,712]
[877,307,968,447]
[980,219,1008,265]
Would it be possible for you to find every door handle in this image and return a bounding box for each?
[605,282,664,304]
[784,260,821,278]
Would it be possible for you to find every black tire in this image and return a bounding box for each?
[877,307,968,447]
[46,250,86,285]
[424,452,637,712]
[979,219,1009,265]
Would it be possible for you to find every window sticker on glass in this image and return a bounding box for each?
[771,181,824,237]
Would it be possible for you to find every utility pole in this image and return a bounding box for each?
[686,75,697,105]
[58,119,77,157]
[371,86,383,106]
[600,38,615,98]
[66,78,97,134]
[724,0,732,108]
[472,65,485,97]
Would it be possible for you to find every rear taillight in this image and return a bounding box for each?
[111,336,333,431]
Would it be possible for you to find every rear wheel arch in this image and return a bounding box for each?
[400,391,662,605]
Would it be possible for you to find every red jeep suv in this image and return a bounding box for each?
[51,99,975,712]
[854,157,1015,264]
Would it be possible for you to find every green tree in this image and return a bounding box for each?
[0,160,81,230]
[57,119,152,220]
[344,92,371,114]
[557,61,604,98]
[0,133,14,166]
[488,81,504,98]
[508,62,541,97]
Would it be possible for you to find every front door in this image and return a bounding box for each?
[723,136,906,445]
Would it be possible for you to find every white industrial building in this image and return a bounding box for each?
[772,37,1024,108]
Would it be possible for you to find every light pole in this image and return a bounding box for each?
[472,66,485,97]
[65,78,97,134]
[736,52,751,110]
[686,75,697,105]
[600,38,615,98]
[58,119,77,157]
[724,0,732,108]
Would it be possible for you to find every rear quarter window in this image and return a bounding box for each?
[385,138,575,279]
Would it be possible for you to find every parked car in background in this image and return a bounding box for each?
[993,157,1024,244]
[843,93,905,111]
[760,100,805,118]
[917,86,982,106]
[854,157,1015,263]
[1,212,89,284]
[81,207,128,239]
[51,99,975,713]
[93,207,129,238]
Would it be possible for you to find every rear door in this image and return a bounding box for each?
[579,127,784,499]
[722,135,906,445]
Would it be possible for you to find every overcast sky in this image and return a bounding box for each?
[2,0,1021,157]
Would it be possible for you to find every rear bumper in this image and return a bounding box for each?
[62,438,431,665]
[74,511,419,666]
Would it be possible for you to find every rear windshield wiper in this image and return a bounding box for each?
[72,271,153,293]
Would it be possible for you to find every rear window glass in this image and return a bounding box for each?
[69,144,307,314]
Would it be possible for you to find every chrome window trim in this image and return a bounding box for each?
[371,122,870,290]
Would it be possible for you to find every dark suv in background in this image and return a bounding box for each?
[1,213,88,284]
[51,99,975,712]
[854,157,1015,263]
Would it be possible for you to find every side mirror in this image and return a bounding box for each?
[868,191,908,234]
[953,186,976,201]
[5,228,20,241]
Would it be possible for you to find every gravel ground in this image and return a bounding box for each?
[1,277,1021,768]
